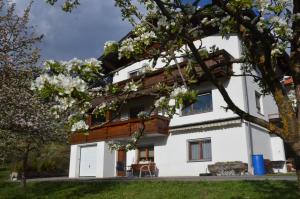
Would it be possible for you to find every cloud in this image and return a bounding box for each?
[13,0,131,61]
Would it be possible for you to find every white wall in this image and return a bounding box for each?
[125,124,249,176]
[271,136,286,161]
[68,142,116,178]
[249,124,287,172]
[250,125,272,160]
[159,125,249,176]
[244,71,279,121]
[169,79,245,127]
[270,135,287,173]
[113,35,279,126]
[102,142,116,177]
[126,149,136,167]
[69,145,80,178]
[115,35,248,128]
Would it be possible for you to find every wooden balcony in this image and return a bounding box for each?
[70,115,170,144]
[93,50,234,106]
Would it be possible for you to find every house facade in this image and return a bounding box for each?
[68,35,287,178]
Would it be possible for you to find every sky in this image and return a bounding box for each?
[12,0,213,62]
[13,0,132,62]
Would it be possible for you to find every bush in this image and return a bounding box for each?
[11,143,70,179]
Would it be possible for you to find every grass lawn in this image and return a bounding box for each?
[0,168,299,199]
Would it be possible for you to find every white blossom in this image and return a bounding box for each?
[32,73,87,95]
[104,41,118,50]
[168,98,176,106]
[93,102,107,114]
[137,111,149,119]
[71,120,89,132]
[124,81,139,92]
[170,86,188,98]
[118,29,157,59]
[255,0,270,12]
[155,96,166,108]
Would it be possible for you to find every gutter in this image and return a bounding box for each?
[239,41,254,174]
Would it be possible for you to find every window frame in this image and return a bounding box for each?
[181,92,213,116]
[187,138,212,162]
[128,70,139,78]
[128,68,144,78]
[255,91,264,115]
[137,145,154,163]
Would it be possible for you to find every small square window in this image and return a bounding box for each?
[128,70,140,78]
[138,146,154,162]
[128,68,144,78]
[188,138,212,161]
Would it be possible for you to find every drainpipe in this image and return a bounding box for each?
[243,69,254,175]
[239,40,254,175]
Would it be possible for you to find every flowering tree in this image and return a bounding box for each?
[0,0,65,187]
[41,0,300,188]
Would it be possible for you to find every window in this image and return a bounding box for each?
[128,68,143,78]
[255,91,263,114]
[188,139,212,161]
[138,146,154,162]
[128,70,140,78]
[129,106,144,119]
[111,111,121,121]
[91,114,106,126]
[182,92,213,116]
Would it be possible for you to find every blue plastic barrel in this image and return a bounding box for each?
[252,154,265,175]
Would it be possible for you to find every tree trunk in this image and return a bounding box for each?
[294,156,300,191]
[21,147,29,188]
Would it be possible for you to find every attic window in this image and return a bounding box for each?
[128,69,142,78]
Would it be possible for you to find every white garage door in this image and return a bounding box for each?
[79,145,97,177]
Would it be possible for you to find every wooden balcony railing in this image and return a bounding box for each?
[70,115,170,144]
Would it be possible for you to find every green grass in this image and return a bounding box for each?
[0,168,299,199]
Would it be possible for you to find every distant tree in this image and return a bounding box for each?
[41,0,300,189]
[0,0,65,187]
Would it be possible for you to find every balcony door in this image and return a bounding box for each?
[116,149,126,176]
[130,106,144,119]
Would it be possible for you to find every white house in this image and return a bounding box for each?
[68,35,287,178]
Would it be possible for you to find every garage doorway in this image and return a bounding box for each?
[79,145,97,177]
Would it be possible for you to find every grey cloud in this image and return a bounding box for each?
[14,0,131,61]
